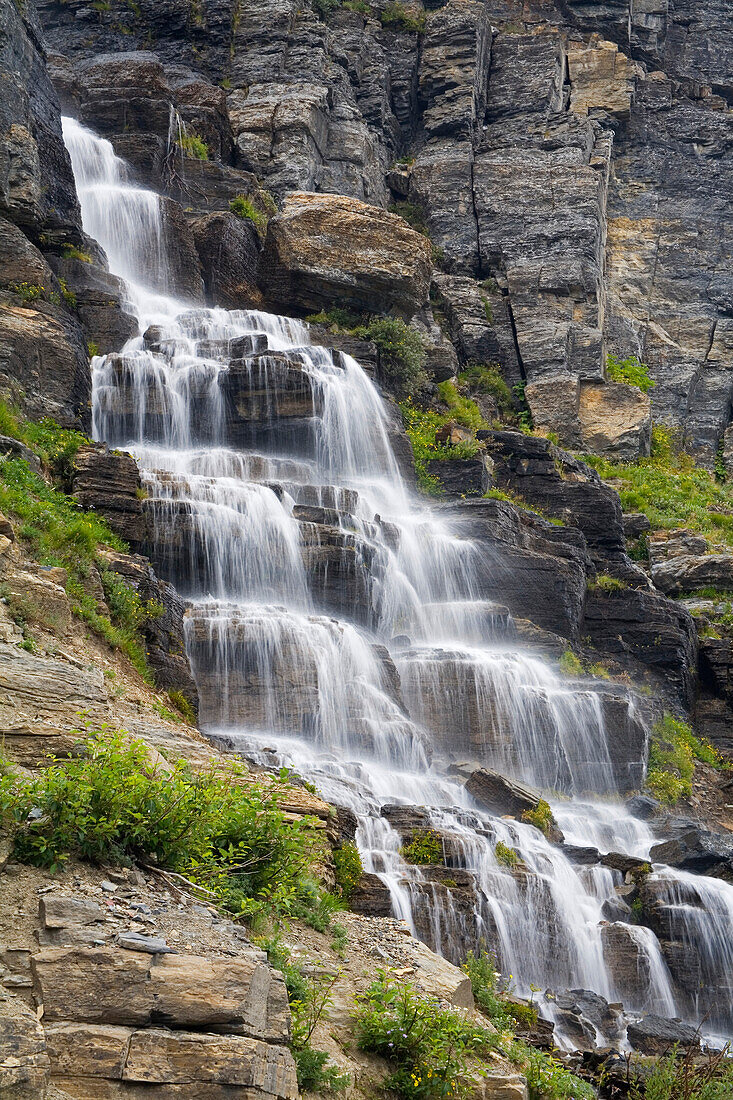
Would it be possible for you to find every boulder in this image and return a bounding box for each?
[261,192,432,317]
[649,828,733,880]
[71,445,144,544]
[525,375,582,450]
[40,896,104,930]
[463,768,562,839]
[651,553,733,598]
[189,211,261,310]
[626,1014,700,1056]
[31,948,290,1042]
[349,873,393,918]
[578,380,652,460]
[425,457,493,497]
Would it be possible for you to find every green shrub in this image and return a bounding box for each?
[176,131,209,160]
[8,281,45,302]
[436,380,486,432]
[379,1,426,32]
[646,713,720,805]
[388,200,429,235]
[558,650,584,677]
[332,841,363,901]
[0,731,325,923]
[400,828,443,866]
[508,1041,595,1100]
[457,363,514,416]
[462,948,515,1028]
[355,316,427,399]
[312,0,341,17]
[400,401,481,495]
[495,841,521,868]
[87,341,100,358]
[168,689,197,724]
[355,971,498,1099]
[305,307,363,330]
[631,1044,733,1100]
[521,800,554,838]
[606,353,655,393]
[61,244,93,264]
[229,194,267,232]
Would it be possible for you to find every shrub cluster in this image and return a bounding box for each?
[332,840,363,901]
[646,713,721,804]
[606,353,655,393]
[176,131,209,160]
[400,828,444,865]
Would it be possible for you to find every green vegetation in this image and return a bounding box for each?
[436,379,486,432]
[379,1,426,32]
[332,841,363,901]
[584,425,733,551]
[356,971,498,1099]
[632,1045,733,1100]
[521,800,554,838]
[509,1042,595,1100]
[494,841,521,868]
[176,131,210,160]
[587,573,627,593]
[229,194,268,233]
[355,316,427,398]
[558,649,584,677]
[168,689,197,724]
[61,244,93,264]
[400,828,443,866]
[457,362,514,417]
[389,199,429,235]
[0,731,327,924]
[400,401,482,495]
[606,352,655,394]
[87,341,100,358]
[646,713,722,804]
[260,938,349,1093]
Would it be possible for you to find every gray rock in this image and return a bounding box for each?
[40,896,104,930]
[626,1014,700,1056]
[117,932,173,954]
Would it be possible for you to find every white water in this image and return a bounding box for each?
[63,115,733,1045]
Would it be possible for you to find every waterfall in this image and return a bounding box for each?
[62,115,733,1046]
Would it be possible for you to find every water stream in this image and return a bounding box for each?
[63,116,733,1046]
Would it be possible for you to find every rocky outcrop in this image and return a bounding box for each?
[261,192,432,317]
[71,444,144,543]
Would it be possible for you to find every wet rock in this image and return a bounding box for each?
[599,853,651,876]
[553,988,624,1051]
[71,444,144,544]
[189,211,261,310]
[625,794,661,822]
[349,873,393,918]
[649,828,733,880]
[463,767,544,820]
[425,456,493,497]
[307,324,379,375]
[626,1014,700,1056]
[261,192,432,318]
[48,250,136,356]
[562,845,601,865]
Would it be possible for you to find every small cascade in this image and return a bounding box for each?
[63,116,733,1047]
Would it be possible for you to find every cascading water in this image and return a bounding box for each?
[63,116,733,1046]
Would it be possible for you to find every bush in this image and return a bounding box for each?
[379,1,426,32]
[646,713,720,805]
[457,363,514,416]
[229,195,267,233]
[332,841,363,901]
[400,828,443,865]
[400,401,481,495]
[61,244,93,264]
[355,316,427,399]
[587,573,627,593]
[632,1044,733,1100]
[176,131,209,160]
[168,689,197,724]
[495,841,521,868]
[606,353,655,393]
[356,971,498,1099]
[0,731,325,922]
[558,650,584,677]
[521,800,554,838]
[508,1041,595,1100]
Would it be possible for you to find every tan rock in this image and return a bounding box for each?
[579,379,652,460]
[469,1071,529,1099]
[525,374,581,449]
[44,1023,131,1080]
[568,38,635,120]
[0,991,51,1100]
[123,1028,298,1096]
[409,940,474,1009]
[5,570,72,634]
[31,948,291,1041]
[261,191,432,317]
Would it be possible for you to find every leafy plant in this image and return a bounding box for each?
[607,353,655,394]
[558,650,584,677]
[0,731,325,924]
[400,401,480,495]
[646,713,720,804]
[355,971,498,1099]
[495,841,521,868]
[400,828,443,865]
[332,841,363,901]
[229,194,267,232]
[355,316,427,399]
[631,1043,733,1100]
[436,380,487,432]
[176,131,210,160]
[508,1041,595,1100]
[520,800,554,838]
[457,363,513,416]
[61,244,93,264]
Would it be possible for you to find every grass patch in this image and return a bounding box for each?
[176,131,209,160]
[229,194,268,233]
[436,380,486,432]
[558,649,583,677]
[646,713,722,804]
[584,425,733,550]
[457,362,514,417]
[400,828,443,866]
[587,573,627,593]
[606,353,655,394]
[630,1044,733,1100]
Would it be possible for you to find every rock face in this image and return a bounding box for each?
[261,192,432,317]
